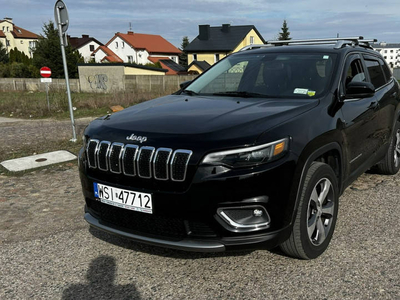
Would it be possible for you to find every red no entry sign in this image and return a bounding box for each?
[40,67,52,78]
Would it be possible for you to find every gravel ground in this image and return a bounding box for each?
[0,119,399,299]
[0,117,93,152]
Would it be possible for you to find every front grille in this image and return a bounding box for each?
[86,199,217,239]
[87,139,192,182]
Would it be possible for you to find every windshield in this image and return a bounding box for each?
[185,52,337,99]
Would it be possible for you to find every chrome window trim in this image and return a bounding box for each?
[86,139,99,169]
[137,146,155,179]
[153,148,173,181]
[108,142,124,174]
[97,141,111,171]
[170,149,193,182]
[121,144,139,177]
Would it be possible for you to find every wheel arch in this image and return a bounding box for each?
[286,139,344,228]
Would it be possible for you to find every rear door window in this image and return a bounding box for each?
[363,56,387,89]
[379,58,392,82]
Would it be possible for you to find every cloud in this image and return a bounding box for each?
[4,0,400,48]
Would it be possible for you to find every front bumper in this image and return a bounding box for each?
[84,211,292,252]
[79,147,298,252]
[85,212,226,252]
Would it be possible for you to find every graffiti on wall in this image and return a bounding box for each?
[87,74,108,90]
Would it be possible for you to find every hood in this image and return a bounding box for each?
[86,94,318,150]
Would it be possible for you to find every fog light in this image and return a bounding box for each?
[253,209,263,217]
[216,206,270,233]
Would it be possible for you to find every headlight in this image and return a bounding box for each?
[201,138,289,168]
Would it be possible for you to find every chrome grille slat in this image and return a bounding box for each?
[108,143,124,174]
[87,139,99,168]
[122,145,139,176]
[170,150,193,182]
[86,140,191,181]
[153,148,173,181]
[97,141,111,171]
[137,147,155,179]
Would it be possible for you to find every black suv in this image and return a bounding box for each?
[79,37,400,259]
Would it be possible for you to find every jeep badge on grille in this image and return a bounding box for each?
[126,133,147,143]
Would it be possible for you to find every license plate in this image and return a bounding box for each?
[93,182,152,214]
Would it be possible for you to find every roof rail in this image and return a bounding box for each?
[267,36,364,45]
[239,37,377,51]
[239,44,273,51]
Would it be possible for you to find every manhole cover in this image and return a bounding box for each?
[0,150,77,172]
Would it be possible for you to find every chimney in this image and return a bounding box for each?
[127,31,134,35]
[222,24,230,33]
[198,25,210,40]
[4,17,13,23]
[82,34,89,38]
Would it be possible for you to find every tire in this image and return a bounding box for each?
[375,121,400,175]
[280,162,339,259]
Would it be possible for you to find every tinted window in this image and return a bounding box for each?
[364,58,386,89]
[379,58,392,82]
[345,59,366,86]
[187,53,337,99]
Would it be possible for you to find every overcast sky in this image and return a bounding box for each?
[3,0,400,48]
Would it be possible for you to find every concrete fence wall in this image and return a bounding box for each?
[78,65,198,94]
[0,78,81,92]
[0,75,198,93]
[125,75,197,93]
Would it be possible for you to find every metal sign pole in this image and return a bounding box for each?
[55,2,76,142]
[46,82,50,111]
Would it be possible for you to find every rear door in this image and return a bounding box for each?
[340,53,381,174]
[362,54,398,150]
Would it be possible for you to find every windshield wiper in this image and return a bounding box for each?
[212,91,266,98]
[182,89,198,96]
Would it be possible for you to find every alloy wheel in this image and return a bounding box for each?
[394,130,400,168]
[307,178,335,246]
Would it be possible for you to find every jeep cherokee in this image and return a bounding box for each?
[78,37,400,259]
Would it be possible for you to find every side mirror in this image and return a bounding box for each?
[180,80,192,89]
[345,81,375,99]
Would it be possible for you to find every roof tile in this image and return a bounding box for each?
[11,25,39,39]
[97,46,123,63]
[114,32,181,54]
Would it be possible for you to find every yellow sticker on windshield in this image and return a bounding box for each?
[308,90,316,97]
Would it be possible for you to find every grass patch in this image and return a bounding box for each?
[0,89,173,119]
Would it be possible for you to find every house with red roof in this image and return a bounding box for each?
[0,17,39,58]
[92,31,183,74]
[92,46,123,63]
